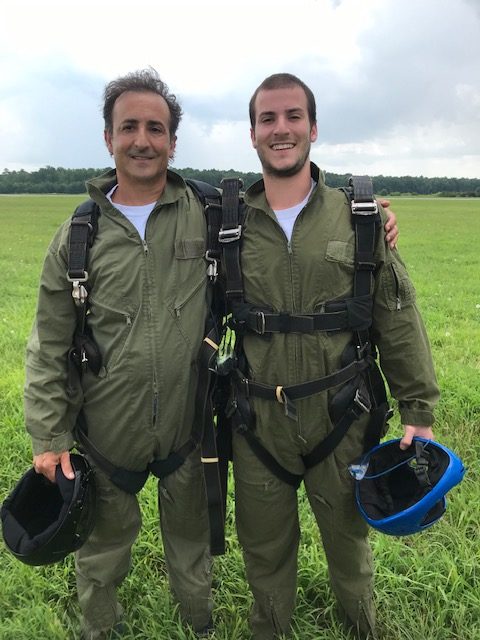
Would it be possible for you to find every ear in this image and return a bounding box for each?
[169,135,177,159]
[104,129,113,155]
[250,127,257,149]
[310,123,318,143]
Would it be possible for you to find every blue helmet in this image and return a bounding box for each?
[349,437,465,536]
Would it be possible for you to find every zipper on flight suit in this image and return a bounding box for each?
[275,212,305,437]
[141,229,157,429]
[390,264,402,310]
[153,373,158,426]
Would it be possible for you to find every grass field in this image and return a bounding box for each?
[0,195,479,640]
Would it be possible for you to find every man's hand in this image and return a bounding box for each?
[33,450,75,483]
[400,425,434,451]
[379,198,398,250]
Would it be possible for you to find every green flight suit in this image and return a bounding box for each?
[24,169,212,636]
[232,163,439,639]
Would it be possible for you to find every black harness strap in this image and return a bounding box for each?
[194,328,226,555]
[67,200,102,381]
[223,174,390,482]
[186,179,223,282]
[76,419,197,495]
[235,358,370,417]
[219,178,244,301]
[185,180,230,555]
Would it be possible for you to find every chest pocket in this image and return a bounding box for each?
[322,239,356,301]
[87,296,135,372]
[325,240,355,268]
[172,238,206,313]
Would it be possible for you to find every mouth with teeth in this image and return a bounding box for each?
[271,143,294,150]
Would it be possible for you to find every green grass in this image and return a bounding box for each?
[0,195,479,639]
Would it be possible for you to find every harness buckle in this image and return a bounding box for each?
[205,251,218,281]
[353,387,371,414]
[69,278,89,306]
[254,311,266,335]
[351,200,378,216]
[219,225,242,243]
[355,342,370,360]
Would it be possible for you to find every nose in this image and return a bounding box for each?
[273,116,289,136]
[133,125,149,148]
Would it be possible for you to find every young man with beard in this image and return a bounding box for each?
[228,73,438,639]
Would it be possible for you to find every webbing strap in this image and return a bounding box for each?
[75,419,195,495]
[237,389,370,484]
[349,176,378,302]
[241,429,303,488]
[195,328,227,555]
[236,358,370,403]
[302,394,369,469]
[219,178,244,301]
[68,199,99,281]
[244,308,350,334]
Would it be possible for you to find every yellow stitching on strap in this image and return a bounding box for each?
[204,337,219,350]
[201,457,219,463]
[276,386,284,403]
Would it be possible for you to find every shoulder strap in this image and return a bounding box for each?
[67,199,102,377]
[346,176,380,349]
[68,199,100,283]
[218,178,245,303]
[186,179,223,282]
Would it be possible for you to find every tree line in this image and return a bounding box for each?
[1,166,479,196]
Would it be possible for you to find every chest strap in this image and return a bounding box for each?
[232,293,373,335]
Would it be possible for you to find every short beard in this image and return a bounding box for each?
[258,144,311,178]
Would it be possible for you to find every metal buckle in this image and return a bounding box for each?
[66,270,88,284]
[255,311,266,335]
[355,342,370,360]
[70,279,88,306]
[351,200,378,216]
[205,251,218,281]
[218,225,242,243]
[353,388,371,414]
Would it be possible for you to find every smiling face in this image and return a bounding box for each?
[250,85,317,178]
[104,90,176,194]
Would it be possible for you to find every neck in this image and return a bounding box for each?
[112,176,167,206]
[263,162,312,210]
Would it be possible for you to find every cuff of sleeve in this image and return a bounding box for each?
[31,431,75,456]
[399,409,435,427]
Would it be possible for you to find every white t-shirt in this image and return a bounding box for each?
[106,186,156,239]
[273,180,316,242]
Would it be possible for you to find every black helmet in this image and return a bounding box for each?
[1,453,96,565]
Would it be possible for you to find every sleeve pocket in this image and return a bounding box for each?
[383,261,416,311]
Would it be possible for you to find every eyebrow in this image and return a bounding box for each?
[259,107,305,118]
[120,118,165,126]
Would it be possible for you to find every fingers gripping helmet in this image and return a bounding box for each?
[350,438,465,536]
[1,454,96,565]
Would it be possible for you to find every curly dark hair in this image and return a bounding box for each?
[103,68,183,137]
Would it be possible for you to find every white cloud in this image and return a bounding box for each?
[1,0,479,177]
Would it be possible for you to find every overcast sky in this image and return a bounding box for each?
[1,0,479,178]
